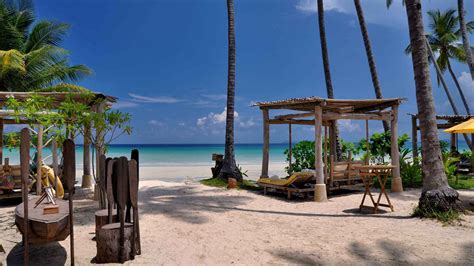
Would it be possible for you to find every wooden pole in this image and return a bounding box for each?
[36,125,43,195]
[82,124,92,188]
[52,139,59,195]
[411,116,418,159]
[95,102,107,209]
[20,128,30,266]
[0,119,3,163]
[390,106,403,192]
[324,125,328,183]
[366,120,369,164]
[63,139,76,266]
[288,123,292,173]
[314,105,327,202]
[261,109,270,178]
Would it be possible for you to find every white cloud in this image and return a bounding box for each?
[148,120,164,126]
[112,100,138,109]
[239,118,256,128]
[196,108,239,127]
[458,71,474,110]
[338,120,361,133]
[201,94,227,100]
[128,93,182,103]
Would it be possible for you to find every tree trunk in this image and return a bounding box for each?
[220,0,242,181]
[458,0,474,80]
[447,59,470,115]
[317,0,342,160]
[354,0,390,132]
[405,0,458,212]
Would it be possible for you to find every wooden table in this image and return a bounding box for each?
[353,165,395,214]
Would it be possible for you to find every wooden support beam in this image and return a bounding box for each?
[261,109,270,178]
[36,125,43,195]
[314,105,327,202]
[366,120,370,165]
[390,106,403,192]
[411,116,418,159]
[288,123,292,173]
[323,125,328,183]
[323,112,392,121]
[274,112,314,120]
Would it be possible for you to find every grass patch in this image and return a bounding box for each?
[200,177,262,191]
[448,175,474,189]
[413,206,462,224]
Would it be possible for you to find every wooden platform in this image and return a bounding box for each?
[15,196,70,245]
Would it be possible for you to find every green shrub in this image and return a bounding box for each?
[284,140,315,174]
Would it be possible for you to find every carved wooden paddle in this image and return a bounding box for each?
[105,158,115,223]
[128,159,138,259]
[114,157,129,263]
[20,128,30,266]
[63,139,76,266]
[130,149,141,255]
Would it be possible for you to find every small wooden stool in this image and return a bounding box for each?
[95,222,133,263]
[95,209,118,231]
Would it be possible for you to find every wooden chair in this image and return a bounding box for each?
[329,152,364,189]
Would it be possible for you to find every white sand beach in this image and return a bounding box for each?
[1,165,473,265]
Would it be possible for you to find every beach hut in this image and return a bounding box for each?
[254,96,404,202]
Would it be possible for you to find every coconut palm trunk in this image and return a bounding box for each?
[353,0,390,132]
[458,0,474,80]
[317,0,342,159]
[220,0,242,181]
[405,0,458,212]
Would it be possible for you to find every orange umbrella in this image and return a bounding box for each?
[444,119,474,134]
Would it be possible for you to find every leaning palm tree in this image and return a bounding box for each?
[404,0,459,213]
[458,0,474,80]
[422,9,473,115]
[353,0,389,132]
[219,0,242,180]
[0,0,90,91]
[317,0,341,159]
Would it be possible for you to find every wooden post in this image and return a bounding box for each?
[36,125,43,195]
[314,105,327,202]
[261,109,270,178]
[63,139,76,266]
[52,139,59,195]
[411,116,418,159]
[0,119,3,163]
[82,124,92,188]
[288,123,292,173]
[450,133,456,151]
[390,106,403,192]
[324,125,328,182]
[366,120,370,165]
[95,102,107,208]
[20,128,30,266]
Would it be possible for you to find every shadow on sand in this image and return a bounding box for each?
[6,242,67,266]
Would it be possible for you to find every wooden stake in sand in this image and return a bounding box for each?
[63,139,76,266]
[130,149,141,255]
[115,157,129,263]
[20,128,30,266]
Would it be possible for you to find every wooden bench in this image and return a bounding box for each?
[329,154,364,189]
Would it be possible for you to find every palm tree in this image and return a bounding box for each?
[0,0,90,91]
[423,9,473,115]
[219,0,242,181]
[353,0,389,132]
[317,0,341,159]
[458,0,474,80]
[404,0,458,213]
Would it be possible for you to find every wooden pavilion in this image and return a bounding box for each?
[254,96,404,202]
[0,91,116,199]
[409,113,474,158]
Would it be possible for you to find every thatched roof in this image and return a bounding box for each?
[253,96,404,112]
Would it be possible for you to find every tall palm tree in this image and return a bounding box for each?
[404,0,458,212]
[219,0,242,180]
[423,9,473,115]
[458,0,474,80]
[317,0,341,159]
[0,0,90,91]
[353,0,389,132]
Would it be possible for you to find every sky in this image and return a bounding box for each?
[33,0,474,144]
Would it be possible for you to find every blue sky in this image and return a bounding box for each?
[34,0,474,144]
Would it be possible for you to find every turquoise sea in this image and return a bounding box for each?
[1,141,470,167]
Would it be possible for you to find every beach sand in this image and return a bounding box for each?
[1,165,473,265]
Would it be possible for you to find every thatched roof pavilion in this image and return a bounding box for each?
[254,96,404,202]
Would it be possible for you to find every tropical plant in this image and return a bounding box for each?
[284,141,315,174]
[357,132,409,164]
[353,0,389,132]
[0,0,91,91]
[406,9,474,115]
[404,0,459,214]
[219,0,242,180]
[400,156,422,188]
[316,0,342,159]
[457,0,474,80]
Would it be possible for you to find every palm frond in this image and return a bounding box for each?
[23,20,69,52]
[35,83,92,93]
[0,49,25,75]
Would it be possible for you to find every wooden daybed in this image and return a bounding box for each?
[257,171,315,199]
